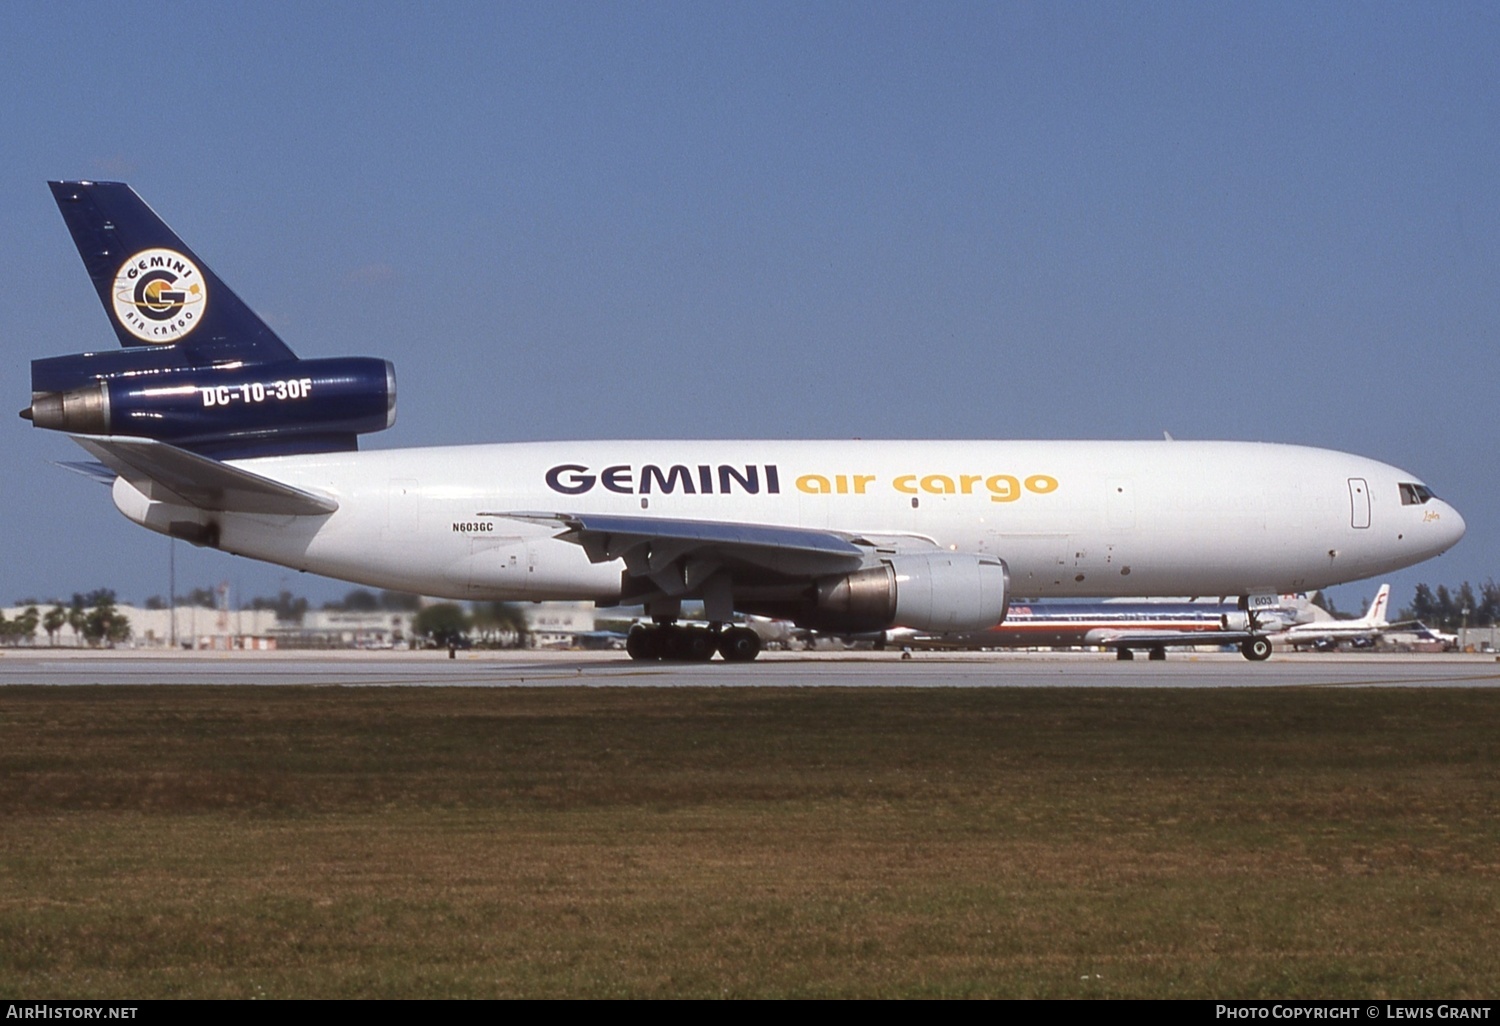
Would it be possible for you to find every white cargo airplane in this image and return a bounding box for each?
[24,182,1467,662]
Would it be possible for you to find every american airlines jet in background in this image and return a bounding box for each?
[891,593,1320,660]
[22,182,1466,662]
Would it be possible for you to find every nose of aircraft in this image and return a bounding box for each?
[1438,500,1467,550]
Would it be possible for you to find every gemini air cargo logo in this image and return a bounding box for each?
[545,462,1059,503]
[112,249,207,342]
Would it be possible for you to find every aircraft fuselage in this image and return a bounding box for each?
[108,438,1465,606]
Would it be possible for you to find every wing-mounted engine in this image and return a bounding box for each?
[488,511,1010,636]
[800,552,1011,634]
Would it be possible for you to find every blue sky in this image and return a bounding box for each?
[2,1,1494,613]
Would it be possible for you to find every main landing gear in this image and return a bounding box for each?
[626,623,762,663]
[1114,646,1168,661]
[1114,646,1169,661]
[1114,637,1273,661]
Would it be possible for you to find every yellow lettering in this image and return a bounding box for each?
[854,474,875,494]
[1025,475,1058,494]
[797,474,831,495]
[921,474,956,495]
[835,475,849,494]
[986,474,1021,503]
[894,475,917,494]
[960,474,983,494]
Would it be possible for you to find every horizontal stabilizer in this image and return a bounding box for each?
[52,460,116,486]
[71,435,337,515]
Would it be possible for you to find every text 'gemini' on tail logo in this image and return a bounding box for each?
[111,248,207,342]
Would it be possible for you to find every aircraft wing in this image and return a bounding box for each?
[489,511,870,596]
[1287,622,1406,640]
[71,435,339,516]
[1088,628,1258,650]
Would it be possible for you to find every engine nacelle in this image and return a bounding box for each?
[801,552,1010,634]
[24,355,395,457]
[1222,610,1294,632]
[1221,611,1251,632]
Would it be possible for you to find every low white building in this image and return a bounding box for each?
[0,604,283,649]
[525,602,597,648]
[1458,627,1499,653]
[271,610,414,649]
[2,600,596,650]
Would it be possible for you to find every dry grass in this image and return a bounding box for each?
[0,685,1496,997]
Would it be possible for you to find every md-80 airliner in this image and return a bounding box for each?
[891,593,1320,660]
[22,182,1465,661]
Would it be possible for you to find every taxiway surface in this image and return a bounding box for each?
[1,650,1496,688]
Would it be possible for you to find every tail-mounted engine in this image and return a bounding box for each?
[24,351,395,458]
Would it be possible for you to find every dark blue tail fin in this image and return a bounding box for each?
[29,182,394,459]
[49,181,295,363]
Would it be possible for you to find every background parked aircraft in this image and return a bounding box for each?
[1274,584,1456,651]
[892,593,1318,653]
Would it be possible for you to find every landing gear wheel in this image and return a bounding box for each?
[626,625,660,661]
[718,627,761,662]
[1148,646,1167,661]
[1116,648,1135,661]
[682,629,716,662]
[658,625,686,660]
[660,626,715,661]
[1240,637,1272,662]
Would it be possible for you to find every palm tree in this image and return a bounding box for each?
[43,605,66,646]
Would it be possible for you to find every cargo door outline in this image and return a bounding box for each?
[466,535,535,596]
[1348,478,1370,529]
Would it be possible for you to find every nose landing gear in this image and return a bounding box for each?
[1240,636,1273,661]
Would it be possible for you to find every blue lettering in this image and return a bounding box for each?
[544,462,781,496]
[718,465,760,494]
[601,465,633,493]
[545,464,595,495]
[641,464,695,494]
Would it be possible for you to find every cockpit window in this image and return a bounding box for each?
[1399,483,1436,505]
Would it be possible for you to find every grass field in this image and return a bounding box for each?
[1,685,1496,998]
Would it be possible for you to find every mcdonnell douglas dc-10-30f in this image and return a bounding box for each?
[22,182,1466,662]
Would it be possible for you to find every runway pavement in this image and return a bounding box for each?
[1,648,1497,687]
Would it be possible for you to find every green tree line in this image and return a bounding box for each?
[2,590,130,647]
[410,602,529,649]
[1399,581,1500,631]
[138,587,425,622]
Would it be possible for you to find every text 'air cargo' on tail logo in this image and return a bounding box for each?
[111,248,207,342]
